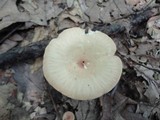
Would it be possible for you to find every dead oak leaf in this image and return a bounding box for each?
[144,81,160,104]
[0,0,63,30]
[0,39,17,54]
[13,63,45,103]
[147,15,160,42]
[0,83,16,118]
[0,0,29,30]
[85,0,133,22]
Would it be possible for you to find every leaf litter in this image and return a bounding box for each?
[0,0,160,120]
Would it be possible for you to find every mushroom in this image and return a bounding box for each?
[62,111,75,120]
[43,27,122,100]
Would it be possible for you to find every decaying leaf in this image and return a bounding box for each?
[85,0,133,22]
[0,0,27,30]
[136,103,153,118]
[125,0,142,6]
[135,81,147,100]
[67,0,75,8]
[75,101,99,120]
[125,0,155,10]
[65,99,99,120]
[0,83,16,118]
[0,0,63,30]
[147,15,160,42]
[13,63,45,103]
[9,34,23,42]
[32,27,49,42]
[135,65,155,81]
[0,39,17,54]
[30,106,47,119]
[57,12,83,30]
[101,95,113,120]
[46,0,64,20]
[0,33,23,54]
[0,0,160,119]
[144,81,160,104]
[113,92,144,120]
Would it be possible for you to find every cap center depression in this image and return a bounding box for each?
[77,59,90,69]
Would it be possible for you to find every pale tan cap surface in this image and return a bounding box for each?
[43,27,122,100]
[62,111,75,120]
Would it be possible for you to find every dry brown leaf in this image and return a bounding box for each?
[77,0,88,12]
[59,13,83,23]
[123,104,143,120]
[0,83,16,118]
[0,39,17,54]
[9,34,23,42]
[116,40,129,56]
[126,0,154,10]
[136,103,153,118]
[136,103,160,119]
[113,92,138,120]
[134,64,160,104]
[19,0,47,25]
[147,15,160,42]
[67,0,74,8]
[0,0,29,30]
[58,19,76,31]
[151,106,160,120]
[134,42,156,55]
[135,81,147,100]
[32,27,49,42]
[30,58,43,73]
[45,0,63,20]
[114,113,125,120]
[75,100,99,120]
[85,0,133,22]
[135,0,156,10]
[70,0,88,21]
[0,0,63,30]
[57,12,83,30]
[135,65,155,81]
[144,82,159,104]
[129,38,160,74]
[66,99,99,120]
[30,106,47,119]
[125,0,142,6]
[101,95,112,120]
[13,64,45,103]
[85,0,102,22]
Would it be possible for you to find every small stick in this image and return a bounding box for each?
[0,38,51,69]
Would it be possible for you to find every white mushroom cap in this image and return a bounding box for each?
[43,27,122,100]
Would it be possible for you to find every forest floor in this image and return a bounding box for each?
[0,0,160,120]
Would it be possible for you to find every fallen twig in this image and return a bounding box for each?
[0,37,51,69]
[93,23,126,35]
[93,6,160,36]
[130,8,156,25]
[0,22,24,44]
